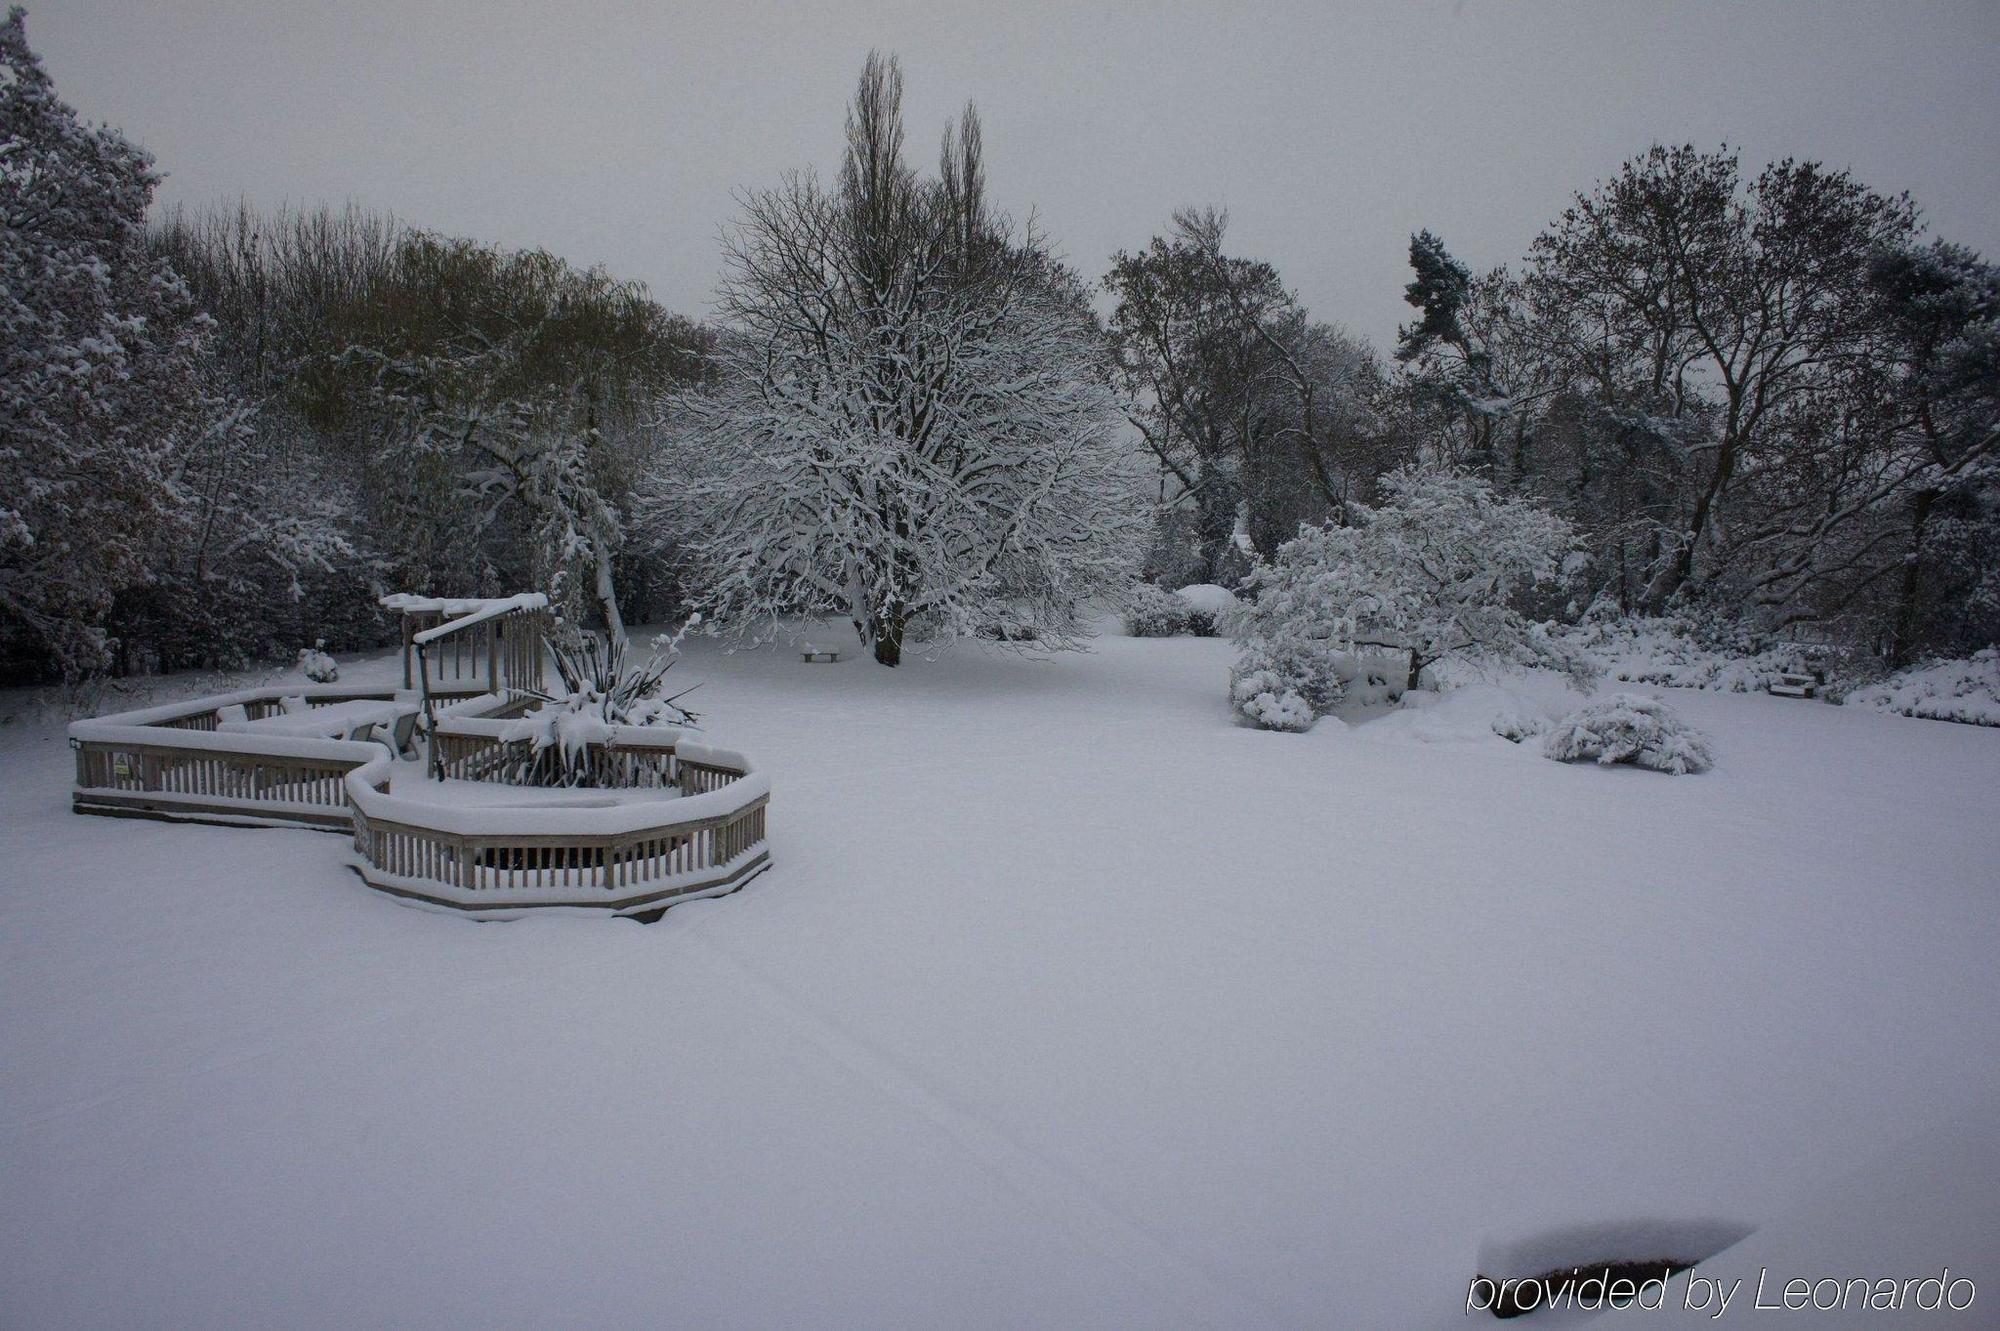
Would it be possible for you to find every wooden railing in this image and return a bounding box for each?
[383,593,551,694]
[73,735,369,827]
[431,732,681,789]
[67,684,441,829]
[73,680,774,920]
[346,737,771,920]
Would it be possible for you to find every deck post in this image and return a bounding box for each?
[418,641,442,782]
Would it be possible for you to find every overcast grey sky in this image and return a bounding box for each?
[30,0,2000,350]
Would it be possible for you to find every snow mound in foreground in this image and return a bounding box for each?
[1845,648,2000,728]
[1542,692,1715,774]
[1475,1216,1755,1284]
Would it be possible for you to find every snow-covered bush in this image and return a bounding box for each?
[499,627,700,787]
[1227,665,1318,732]
[1228,465,1587,731]
[1844,648,2000,727]
[1124,583,1195,637]
[1125,582,1246,637]
[1562,611,1836,694]
[1490,708,1548,743]
[1541,693,1715,774]
[297,643,338,683]
[1174,583,1244,637]
[1227,626,1350,730]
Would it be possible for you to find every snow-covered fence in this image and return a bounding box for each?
[345,737,771,919]
[71,680,773,919]
[380,593,551,695]
[429,713,679,789]
[66,684,473,829]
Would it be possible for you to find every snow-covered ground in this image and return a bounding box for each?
[2,625,1996,1327]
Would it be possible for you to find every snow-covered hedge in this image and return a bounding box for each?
[1845,649,2000,727]
[1173,584,1242,637]
[1561,613,1827,694]
[1542,693,1715,774]
[1124,583,1195,637]
[1123,582,1245,638]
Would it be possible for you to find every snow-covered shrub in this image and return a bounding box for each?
[1542,693,1714,774]
[1844,648,2000,726]
[977,619,1041,643]
[1173,583,1244,637]
[1124,583,1195,637]
[1228,465,1588,731]
[1227,629,1349,730]
[1490,708,1548,743]
[1333,650,1410,708]
[1227,665,1318,732]
[1562,610,1836,694]
[499,626,700,787]
[297,643,338,683]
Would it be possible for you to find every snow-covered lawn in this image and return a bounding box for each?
[2,628,1996,1327]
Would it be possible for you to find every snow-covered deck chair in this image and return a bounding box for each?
[380,708,419,758]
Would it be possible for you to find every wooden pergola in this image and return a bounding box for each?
[379,593,552,694]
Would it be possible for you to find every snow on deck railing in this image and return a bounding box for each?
[70,675,772,919]
[383,591,550,699]
[345,750,767,840]
[69,686,408,829]
[68,683,505,830]
[379,592,550,619]
[405,593,550,647]
[344,735,770,918]
[68,682,399,734]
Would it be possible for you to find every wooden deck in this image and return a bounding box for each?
[346,728,771,919]
[68,684,475,830]
[70,681,773,920]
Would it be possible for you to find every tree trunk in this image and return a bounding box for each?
[1662,419,1743,605]
[872,615,904,667]
[1888,488,1938,669]
[1195,477,1239,583]
[592,539,626,645]
[1407,650,1425,693]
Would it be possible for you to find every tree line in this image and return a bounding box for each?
[3,13,1993,685]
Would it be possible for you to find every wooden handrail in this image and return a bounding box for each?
[72,678,772,918]
[346,736,769,919]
